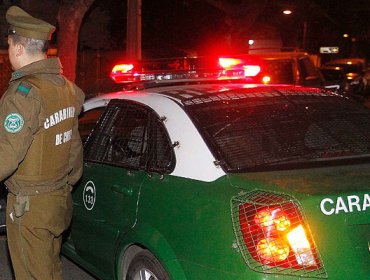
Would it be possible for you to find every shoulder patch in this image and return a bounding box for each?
[16,82,32,96]
[4,113,24,133]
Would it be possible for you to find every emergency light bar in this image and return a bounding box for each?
[109,56,265,84]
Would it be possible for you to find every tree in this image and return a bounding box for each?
[204,0,269,53]
[57,0,95,81]
[20,0,95,81]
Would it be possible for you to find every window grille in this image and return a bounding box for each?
[84,100,175,173]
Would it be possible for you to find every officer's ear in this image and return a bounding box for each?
[15,42,24,57]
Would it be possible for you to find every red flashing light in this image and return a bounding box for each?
[109,57,264,84]
[219,58,242,69]
[112,63,134,73]
[110,63,135,83]
[243,65,261,77]
[219,57,261,77]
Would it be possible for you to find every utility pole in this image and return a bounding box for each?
[302,20,307,51]
[126,0,142,60]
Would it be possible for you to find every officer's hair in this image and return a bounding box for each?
[11,34,49,54]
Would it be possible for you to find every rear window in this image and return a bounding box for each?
[183,87,370,172]
[330,64,363,75]
[320,68,346,81]
[260,59,294,84]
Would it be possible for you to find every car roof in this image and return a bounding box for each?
[83,83,330,182]
[246,52,310,60]
[83,83,328,114]
[325,58,365,65]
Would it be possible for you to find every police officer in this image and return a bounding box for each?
[1,6,85,280]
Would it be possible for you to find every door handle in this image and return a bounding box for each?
[111,185,133,196]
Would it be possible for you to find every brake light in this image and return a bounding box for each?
[232,190,327,278]
[240,203,317,267]
[256,237,290,263]
[262,75,271,84]
[346,72,357,80]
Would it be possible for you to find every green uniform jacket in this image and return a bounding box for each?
[0,57,85,195]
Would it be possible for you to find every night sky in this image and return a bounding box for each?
[83,0,370,59]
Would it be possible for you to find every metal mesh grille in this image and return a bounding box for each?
[84,100,175,173]
[184,88,370,171]
[231,190,328,278]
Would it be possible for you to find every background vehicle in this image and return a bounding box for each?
[324,58,368,99]
[244,52,326,88]
[319,65,350,96]
[63,58,370,280]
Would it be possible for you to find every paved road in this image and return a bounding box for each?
[0,235,98,280]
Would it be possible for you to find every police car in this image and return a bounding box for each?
[62,57,370,280]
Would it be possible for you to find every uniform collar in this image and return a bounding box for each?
[10,57,63,82]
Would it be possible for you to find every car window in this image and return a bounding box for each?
[262,59,294,84]
[83,100,175,173]
[78,107,105,143]
[298,57,324,87]
[320,68,346,81]
[184,88,370,172]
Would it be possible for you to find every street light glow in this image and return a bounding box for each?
[283,9,292,15]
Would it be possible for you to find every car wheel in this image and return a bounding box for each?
[126,250,170,280]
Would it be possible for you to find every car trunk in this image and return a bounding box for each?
[227,163,370,279]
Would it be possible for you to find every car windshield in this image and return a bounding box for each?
[320,68,345,81]
[260,59,294,84]
[183,87,370,172]
[329,64,363,74]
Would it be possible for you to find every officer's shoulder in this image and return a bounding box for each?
[15,80,33,97]
[13,76,43,98]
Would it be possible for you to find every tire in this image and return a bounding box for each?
[126,250,170,280]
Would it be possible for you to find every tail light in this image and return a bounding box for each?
[262,75,271,84]
[231,190,327,278]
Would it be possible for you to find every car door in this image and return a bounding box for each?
[71,99,174,275]
[298,56,325,87]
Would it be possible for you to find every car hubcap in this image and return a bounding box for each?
[138,269,158,280]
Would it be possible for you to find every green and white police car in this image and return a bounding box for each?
[62,58,370,280]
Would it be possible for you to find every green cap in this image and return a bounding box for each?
[6,6,55,40]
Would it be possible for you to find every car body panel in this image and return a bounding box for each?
[228,165,370,279]
[63,82,370,279]
[70,164,146,276]
[83,90,225,182]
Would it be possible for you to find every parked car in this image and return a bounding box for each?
[242,52,326,88]
[324,58,367,99]
[62,58,370,280]
[319,65,351,96]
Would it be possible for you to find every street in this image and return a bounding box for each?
[0,235,98,280]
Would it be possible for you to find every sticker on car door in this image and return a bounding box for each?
[83,181,96,210]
